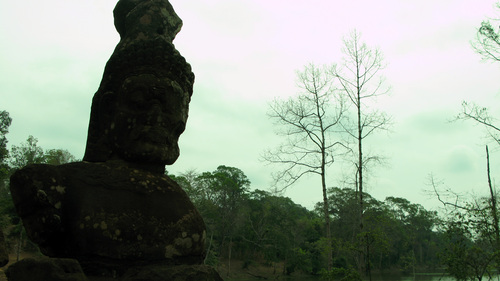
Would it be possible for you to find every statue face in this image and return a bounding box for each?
[108,74,190,165]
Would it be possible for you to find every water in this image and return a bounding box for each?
[371,273,500,281]
[371,273,458,281]
[284,273,500,281]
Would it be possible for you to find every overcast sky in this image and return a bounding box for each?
[2,0,500,211]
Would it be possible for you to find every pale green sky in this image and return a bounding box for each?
[1,0,500,210]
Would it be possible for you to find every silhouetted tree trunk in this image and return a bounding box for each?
[264,63,347,270]
[227,237,232,279]
[486,145,499,249]
[331,30,391,279]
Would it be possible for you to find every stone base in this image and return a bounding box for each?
[5,257,88,281]
[10,162,206,262]
[5,257,224,281]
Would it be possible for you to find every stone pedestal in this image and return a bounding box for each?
[9,162,212,279]
[5,258,87,281]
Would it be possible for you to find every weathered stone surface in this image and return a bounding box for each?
[10,161,206,275]
[83,0,194,172]
[5,257,88,281]
[113,0,183,41]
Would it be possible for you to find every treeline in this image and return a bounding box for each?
[170,165,446,279]
[0,110,78,255]
[1,109,498,280]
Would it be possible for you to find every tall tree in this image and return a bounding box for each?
[5,135,77,258]
[431,162,500,281]
[195,165,250,276]
[44,149,77,165]
[331,30,391,277]
[458,101,500,146]
[0,111,13,230]
[462,4,500,145]
[0,111,12,186]
[243,190,318,275]
[9,135,45,171]
[8,136,77,170]
[264,63,347,270]
[385,196,439,267]
[472,3,500,63]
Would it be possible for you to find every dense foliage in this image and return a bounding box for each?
[436,190,500,281]
[0,113,78,255]
[172,166,500,281]
[1,108,498,280]
[170,167,447,278]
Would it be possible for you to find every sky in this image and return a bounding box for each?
[2,0,500,211]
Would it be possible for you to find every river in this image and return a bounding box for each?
[371,272,500,281]
[284,273,500,281]
[371,273,473,281]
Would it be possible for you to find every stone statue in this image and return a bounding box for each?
[83,0,193,172]
[7,0,222,280]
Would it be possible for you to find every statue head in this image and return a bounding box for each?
[109,73,190,165]
[83,0,194,171]
[113,0,183,41]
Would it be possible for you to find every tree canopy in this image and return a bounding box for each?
[170,167,447,279]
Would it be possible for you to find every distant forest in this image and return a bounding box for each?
[169,165,500,280]
[0,111,500,280]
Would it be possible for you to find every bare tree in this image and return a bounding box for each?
[471,3,500,63]
[330,30,391,278]
[263,63,347,270]
[429,145,500,280]
[486,145,499,249]
[458,101,500,146]
[464,4,500,145]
